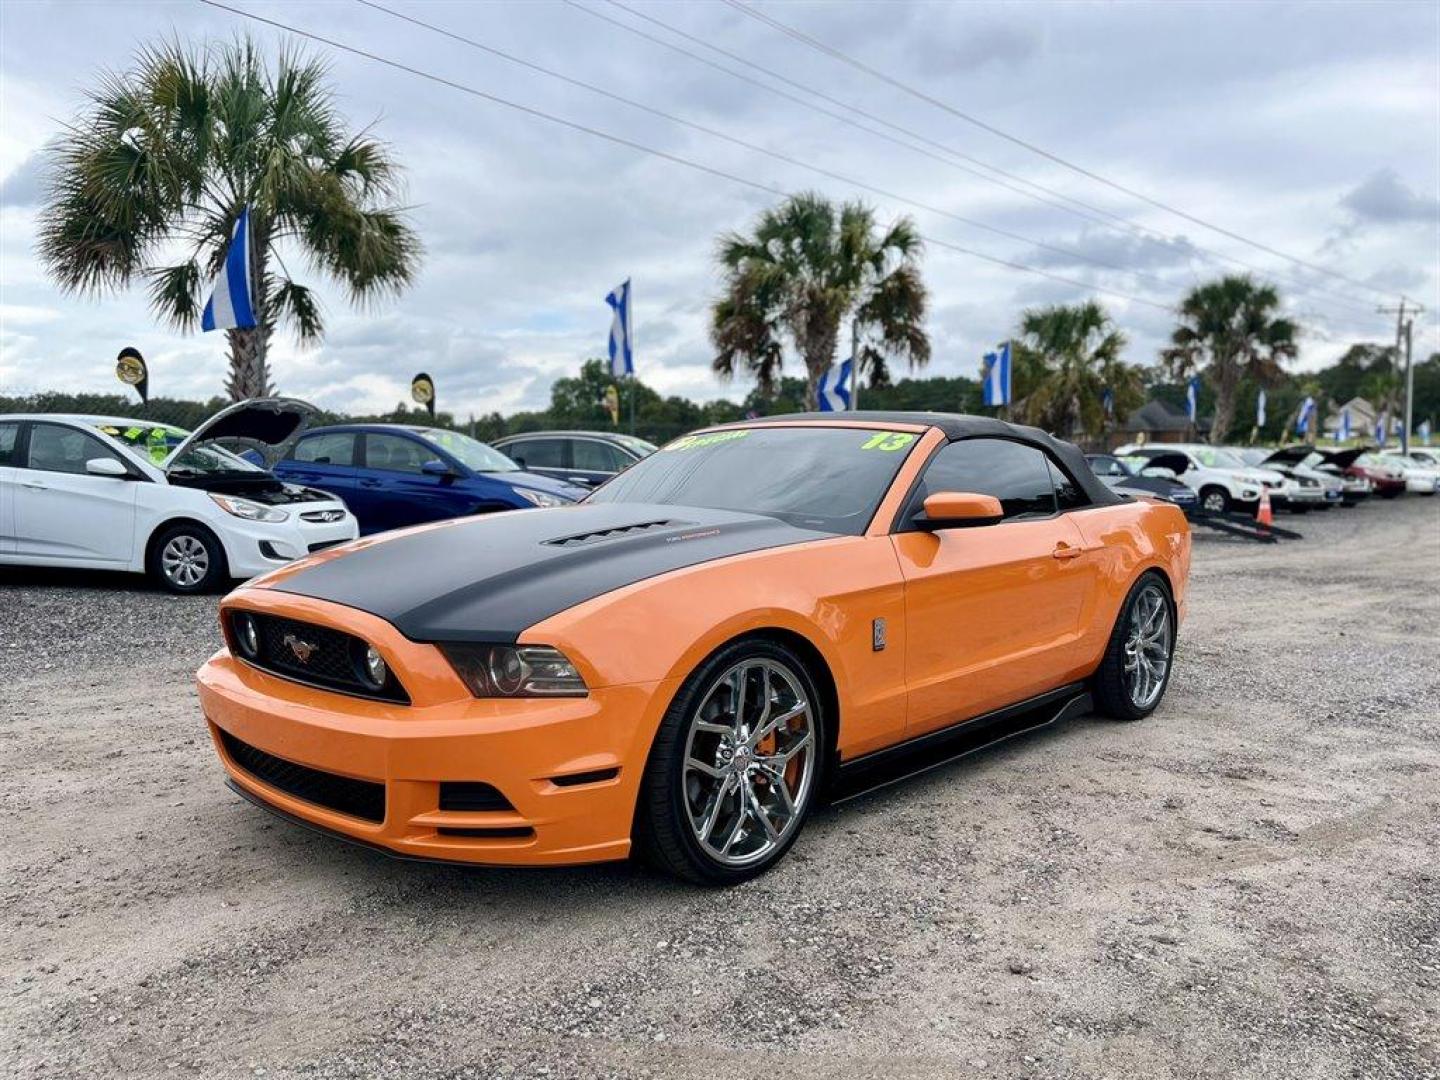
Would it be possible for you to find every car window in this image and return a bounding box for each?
[572,439,627,472]
[907,438,1056,522]
[1087,455,1126,477]
[365,433,434,474]
[291,432,357,466]
[1048,458,1089,511]
[0,422,18,466]
[415,429,518,473]
[509,438,567,469]
[1192,447,1244,469]
[27,423,124,475]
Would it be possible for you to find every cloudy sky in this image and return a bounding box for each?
[2,0,1437,417]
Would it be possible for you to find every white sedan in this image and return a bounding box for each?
[0,399,358,593]
[1114,442,1286,514]
[1376,452,1440,494]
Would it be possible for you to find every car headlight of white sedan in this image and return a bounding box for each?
[209,493,290,524]
[518,490,569,508]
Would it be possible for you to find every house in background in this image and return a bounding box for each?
[1094,398,1206,450]
[1323,396,1377,439]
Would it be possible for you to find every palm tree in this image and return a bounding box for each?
[1162,276,1298,443]
[710,192,929,409]
[38,38,421,399]
[1015,301,1141,441]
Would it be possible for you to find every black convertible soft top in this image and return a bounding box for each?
[736,411,1122,507]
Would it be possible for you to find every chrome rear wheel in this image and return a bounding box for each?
[1122,582,1171,710]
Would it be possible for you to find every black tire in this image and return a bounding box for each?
[1199,486,1230,514]
[635,638,826,885]
[1092,572,1176,723]
[147,522,228,594]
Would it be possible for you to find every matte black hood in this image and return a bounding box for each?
[266,503,831,642]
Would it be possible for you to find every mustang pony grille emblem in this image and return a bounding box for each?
[283,633,318,664]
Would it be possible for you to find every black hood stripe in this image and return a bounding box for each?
[267,504,829,642]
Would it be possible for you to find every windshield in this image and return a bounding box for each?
[1233,448,1267,466]
[587,425,921,535]
[615,434,658,456]
[415,428,519,472]
[97,423,265,474]
[1192,447,1245,469]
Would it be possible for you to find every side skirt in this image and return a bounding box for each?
[827,683,1092,805]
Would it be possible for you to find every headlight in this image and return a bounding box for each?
[360,645,388,689]
[209,493,288,523]
[440,644,588,697]
[517,489,569,508]
[233,612,259,658]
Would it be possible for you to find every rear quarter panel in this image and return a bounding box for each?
[1068,499,1191,672]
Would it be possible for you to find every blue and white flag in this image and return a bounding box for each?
[1421,419,1432,445]
[1256,387,1267,428]
[1186,376,1200,423]
[817,356,853,412]
[1102,387,1115,419]
[1295,395,1315,436]
[605,279,634,378]
[1338,408,1351,443]
[201,205,257,332]
[982,341,1011,407]
[1375,410,1387,447]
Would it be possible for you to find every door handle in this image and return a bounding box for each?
[20,480,46,490]
[359,479,382,488]
[1052,542,1084,560]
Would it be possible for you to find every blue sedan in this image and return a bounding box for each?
[274,424,586,535]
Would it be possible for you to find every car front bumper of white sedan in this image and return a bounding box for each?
[222,507,360,579]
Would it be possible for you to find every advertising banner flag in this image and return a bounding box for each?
[411,372,436,419]
[606,279,634,378]
[201,206,257,332]
[981,342,1011,407]
[115,346,148,404]
[817,357,854,412]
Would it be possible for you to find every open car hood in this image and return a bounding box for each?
[164,397,318,473]
[1313,447,1367,470]
[1261,444,1318,467]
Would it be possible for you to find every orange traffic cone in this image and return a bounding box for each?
[1256,486,1273,533]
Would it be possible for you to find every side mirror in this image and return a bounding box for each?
[510,455,527,468]
[421,459,453,477]
[914,491,1004,530]
[86,457,129,478]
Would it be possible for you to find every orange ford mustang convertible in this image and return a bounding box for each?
[198,413,1190,883]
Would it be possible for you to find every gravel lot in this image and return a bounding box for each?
[2,499,1438,1080]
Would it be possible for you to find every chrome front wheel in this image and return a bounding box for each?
[681,659,817,868]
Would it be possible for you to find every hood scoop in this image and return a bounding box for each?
[544,519,679,547]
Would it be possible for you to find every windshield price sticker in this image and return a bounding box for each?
[667,430,751,452]
[860,431,918,452]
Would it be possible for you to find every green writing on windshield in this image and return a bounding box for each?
[666,430,751,452]
[860,431,917,452]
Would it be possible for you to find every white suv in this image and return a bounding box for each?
[1115,442,1287,515]
[0,399,359,593]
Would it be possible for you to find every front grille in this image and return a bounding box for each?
[229,611,410,704]
[439,781,514,812]
[301,509,346,523]
[220,729,385,823]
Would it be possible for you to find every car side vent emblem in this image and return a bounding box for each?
[544,520,676,547]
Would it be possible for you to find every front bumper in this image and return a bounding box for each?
[223,511,360,579]
[196,593,673,866]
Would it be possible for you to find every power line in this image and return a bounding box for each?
[196,0,1174,314]
[724,0,1397,302]
[578,0,1380,322]
[357,0,1184,298]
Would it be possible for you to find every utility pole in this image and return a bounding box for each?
[1378,298,1422,454]
[851,319,861,412]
